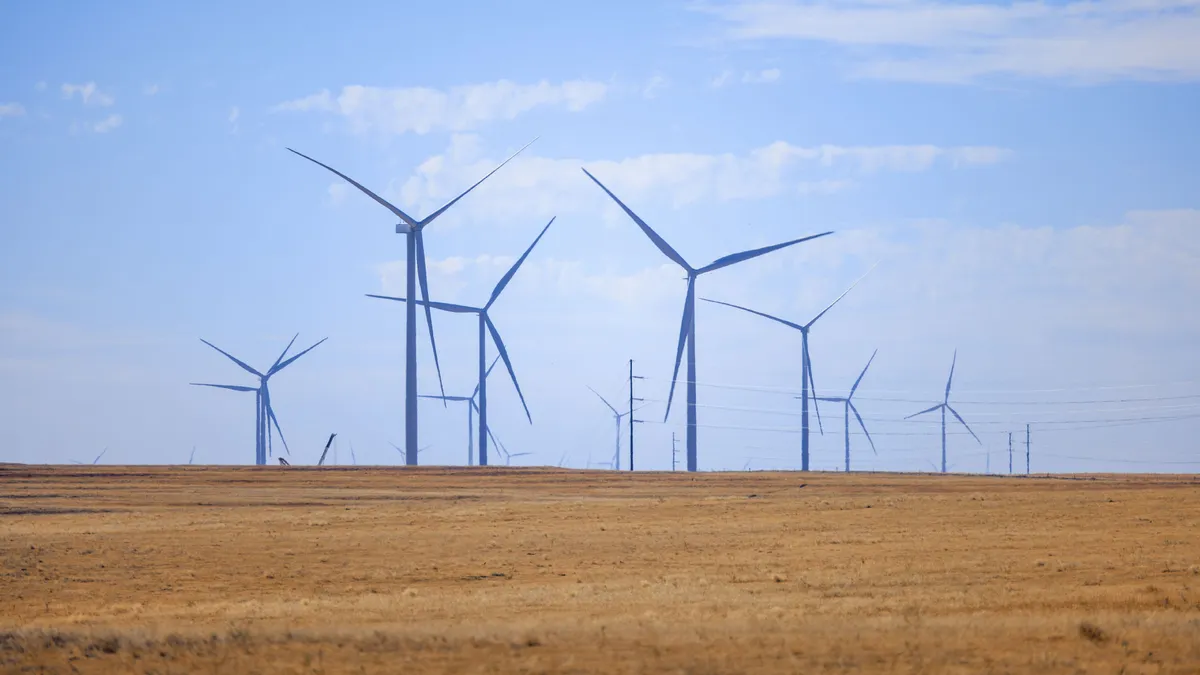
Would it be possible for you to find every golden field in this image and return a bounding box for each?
[2,465,1198,673]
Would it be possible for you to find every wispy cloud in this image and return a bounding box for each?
[711,67,784,87]
[228,106,240,133]
[704,0,1200,83]
[386,135,1011,224]
[743,68,782,84]
[273,79,608,135]
[0,103,25,118]
[643,75,670,99]
[61,82,115,107]
[92,114,122,133]
[143,84,160,96]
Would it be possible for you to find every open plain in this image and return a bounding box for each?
[2,465,1199,673]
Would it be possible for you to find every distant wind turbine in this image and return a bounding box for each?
[368,217,554,466]
[586,385,630,470]
[188,446,196,465]
[288,139,535,467]
[191,334,325,465]
[420,356,501,465]
[582,168,832,472]
[906,350,981,473]
[702,265,875,471]
[814,350,878,472]
[389,442,432,461]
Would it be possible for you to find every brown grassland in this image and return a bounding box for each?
[1,465,1199,673]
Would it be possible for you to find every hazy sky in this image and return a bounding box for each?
[2,1,1198,472]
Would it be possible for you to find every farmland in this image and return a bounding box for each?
[2,465,1199,673]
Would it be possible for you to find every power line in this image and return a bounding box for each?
[639,376,1200,397]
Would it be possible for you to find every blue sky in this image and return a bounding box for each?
[2,0,1198,471]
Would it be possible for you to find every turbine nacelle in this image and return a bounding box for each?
[395,222,415,234]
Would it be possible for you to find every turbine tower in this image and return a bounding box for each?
[288,139,534,466]
[420,356,500,465]
[906,350,981,473]
[814,350,878,472]
[191,334,325,465]
[368,217,554,466]
[582,168,831,472]
[586,385,629,470]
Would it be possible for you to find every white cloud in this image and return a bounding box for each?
[61,82,115,107]
[743,68,782,83]
[144,84,160,96]
[0,103,25,118]
[643,75,669,98]
[711,69,736,88]
[35,81,47,92]
[388,136,1012,224]
[92,114,122,133]
[273,79,608,135]
[705,0,1200,83]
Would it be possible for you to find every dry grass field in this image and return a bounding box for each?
[2,465,1198,673]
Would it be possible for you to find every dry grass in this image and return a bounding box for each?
[2,465,1199,673]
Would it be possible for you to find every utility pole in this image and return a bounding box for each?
[629,359,644,471]
[1008,432,1013,475]
[671,432,679,471]
[1025,424,1031,475]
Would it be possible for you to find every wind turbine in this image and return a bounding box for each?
[188,446,196,465]
[288,139,535,467]
[906,350,981,473]
[582,169,831,472]
[367,217,554,466]
[501,449,533,466]
[389,442,431,461]
[701,265,875,471]
[191,334,325,465]
[420,356,501,465]
[814,350,878,472]
[586,385,629,470]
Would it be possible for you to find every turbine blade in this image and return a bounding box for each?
[389,441,404,455]
[848,349,878,399]
[486,424,505,457]
[190,382,257,392]
[266,394,290,457]
[485,316,532,424]
[814,396,844,403]
[947,405,981,445]
[699,298,803,331]
[945,349,957,402]
[92,448,106,464]
[287,148,418,226]
[199,339,262,377]
[365,294,480,314]
[663,278,695,422]
[271,337,327,374]
[905,403,942,420]
[486,217,555,309]
[419,394,471,402]
[418,138,536,228]
[581,168,692,271]
[415,230,446,402]
[471,356,502,400]
[697,231,833,275]
[805,262,878,328]
[586,385,620,416]
[805,339,823,434]
[270,333,299,373]
[849,401,876,455]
